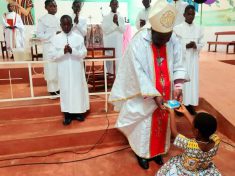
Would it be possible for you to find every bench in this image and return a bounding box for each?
[207,31,235,54]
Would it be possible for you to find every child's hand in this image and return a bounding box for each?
[175,104,187,114]
[64,45,72,54]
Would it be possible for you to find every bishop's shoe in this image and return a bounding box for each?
[136,155,149,170]
[153,155,164,165]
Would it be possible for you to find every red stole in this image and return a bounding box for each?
[149,43,171,157]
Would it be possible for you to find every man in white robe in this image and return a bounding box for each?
[2,3,24,58]
[102,0,125,74]
[109,0,188,170]
[169,0,188,26]
[71,0,87,38]
[48,15,89,125]
[36,0,60,96]
[174,5,204,115]
[135,0,151,30]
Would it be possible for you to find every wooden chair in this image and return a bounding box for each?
[31,45,43,61]
[0,41,9,59]
[85,47,115,92]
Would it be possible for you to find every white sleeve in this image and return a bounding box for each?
[135,11,141,30]
[74,18,87,37]
[71,40,87,59]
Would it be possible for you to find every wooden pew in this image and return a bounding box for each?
[207,31,235,54]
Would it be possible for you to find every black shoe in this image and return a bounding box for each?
[136,155,149,170]
[185,105,197,115]
[153,155,164,165]
[63,117,72,125]
[76,114,85,122]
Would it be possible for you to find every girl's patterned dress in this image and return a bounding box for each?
[157,134,221,176]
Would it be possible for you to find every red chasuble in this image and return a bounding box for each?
[149,43,171,157]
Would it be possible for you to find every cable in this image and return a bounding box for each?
[0,110,110,162]
[0,146,130,168]
[221,140,235,148]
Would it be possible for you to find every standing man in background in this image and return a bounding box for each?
[174,5,204,115]
[2,3,24,59]
[135,0,151,30]
[102,0,125,74]
[36,0,60,97]
[71,0,87,38]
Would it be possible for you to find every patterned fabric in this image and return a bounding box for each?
[157,134,222,176]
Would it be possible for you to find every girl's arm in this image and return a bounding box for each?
[175,104,194,125]
[169,109,179,138]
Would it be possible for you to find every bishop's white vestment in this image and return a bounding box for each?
[102,12,125,74]
[174,22,204,106]
[109,28,187,159]
[37,14,60,93]
[48,31,89,113]
[2,12,24,53]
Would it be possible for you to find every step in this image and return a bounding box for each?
[0,113,127,160]
[0,99,113,121]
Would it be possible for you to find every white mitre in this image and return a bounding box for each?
[148,0,177,33]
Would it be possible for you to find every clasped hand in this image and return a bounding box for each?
[186,41,197,49]
[113,14,119,26]
[64,44,72,54]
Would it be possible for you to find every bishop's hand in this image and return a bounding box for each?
[154,96,165,110]
[173,89,183,102]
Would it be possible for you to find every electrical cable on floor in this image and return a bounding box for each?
[0,109,112,162]
[221,140,235,148]
[0,146,130,168]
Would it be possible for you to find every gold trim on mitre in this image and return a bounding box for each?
[148,0,177,33]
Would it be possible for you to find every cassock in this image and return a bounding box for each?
[174,22,204,106]
[135,7,151,30]
[102,12,125,74]
[169,0,188,26]
[37,14,60,92]
[109,28,187,159]
[71,13,87,37]
[48,31,89,113]
[2,11,24,52]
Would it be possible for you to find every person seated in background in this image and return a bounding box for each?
[156,105,221,176]
[101,0,125,75]
[135,0,151,30]
[71,0,87,38]
[2,3,24,59]
[174,5,204,115]
[48,15,90,126]
[36,0,60,98]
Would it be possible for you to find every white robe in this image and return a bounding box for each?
[102,12,125,74]
[2,12,24,52]
[135,7,151,30]
[174,22,204,106]
[48,31,89,113]
[71,14,87,37]
[169,0,188,26]
[36,14,60,92]
[109,28,187,158]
